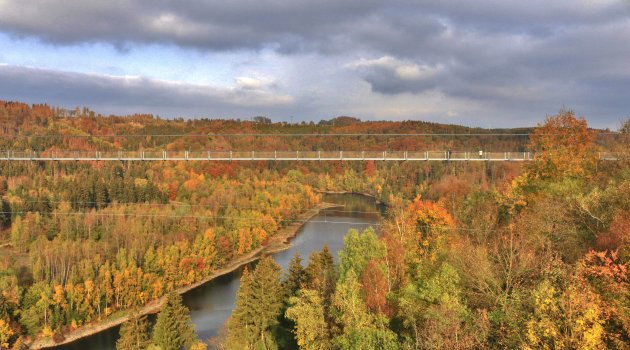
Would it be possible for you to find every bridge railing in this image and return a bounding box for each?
[1,150,625,161]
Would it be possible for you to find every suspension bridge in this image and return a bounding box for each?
[0,150,621,161]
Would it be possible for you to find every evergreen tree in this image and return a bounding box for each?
[227,256,283,349]
[94,180,109,209]
[250,256,284,346]
[117,311,150,350]
[0,176,7,196]
[227,267,256,349]
[0,199,10,229]
[282,252,304,299]
[277,252,306,348]
[151,292,196,350]
[304,245,337,304]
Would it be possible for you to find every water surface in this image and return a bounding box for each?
[53,194,381,349]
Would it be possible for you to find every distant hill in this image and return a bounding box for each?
[0,99,552,153]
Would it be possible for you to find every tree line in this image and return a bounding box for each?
[222,111,629,349]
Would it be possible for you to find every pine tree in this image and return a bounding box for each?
[282,252,304,299]
[151,292,196,350]
[227,256,283,349]
[279,253,305,349]
[117,311,150,350]
[0,177,7,196]
[250,256,283,348]
[94,180,109,209]
[305,245,337,303]
[0,199,11,230]
[227,267,256,349]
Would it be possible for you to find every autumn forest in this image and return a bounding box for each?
[0,101,629,350]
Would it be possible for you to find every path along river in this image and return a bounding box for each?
[51,194,383,350]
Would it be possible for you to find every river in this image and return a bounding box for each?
[51,194,382,350]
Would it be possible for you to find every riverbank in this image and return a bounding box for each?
[29,201,341,350]
[316,190,382,204]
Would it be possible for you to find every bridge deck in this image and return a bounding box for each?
[0,151,620,161]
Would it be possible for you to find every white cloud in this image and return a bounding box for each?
[347,56,442,81]
[235,76,277,90]
[0,64,294,116]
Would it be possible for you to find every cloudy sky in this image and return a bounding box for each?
[0,0,629,128]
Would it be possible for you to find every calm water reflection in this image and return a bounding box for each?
[53,194,381,350]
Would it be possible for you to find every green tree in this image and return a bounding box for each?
[227,256,283,350]
[338,227,385,281]
[332,271,398,350]
[398,262,483,349]
[19,282,54,336]
[227,267,256,349]
[279,252,306,348]
[282,252,304,299]
[0,177,7,196]
[10,216,27,253]
[117,311,151,350]
[0,199,10,230]
[304,245,337,303]
[151,292,196,350]
[285,289,330,350]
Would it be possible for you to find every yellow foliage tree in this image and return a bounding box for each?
[524,280,605,350]
[0,319,14,348]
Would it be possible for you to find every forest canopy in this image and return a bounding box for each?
[0,101,628,349]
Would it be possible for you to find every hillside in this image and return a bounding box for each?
[0,101,628,349]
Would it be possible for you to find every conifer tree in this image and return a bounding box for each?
[304,245,337,303]
[282,252,304,299]
[227,256,283,349]
[250,256,283,348]
[0,176,7,196]
[227,267,256,349]
[151,292,196,350]
[117,310,150,350]
[0,199,11,230]
[279,252,305,349]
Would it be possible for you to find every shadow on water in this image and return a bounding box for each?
[52,193,381,350]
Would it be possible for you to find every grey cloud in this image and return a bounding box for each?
[348,56,445,94]
[2,0,626,53]
[0,65,294,117]
[1,0,628,127]
[0,0,382,51]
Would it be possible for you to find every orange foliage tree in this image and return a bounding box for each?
[407,196,454,260]
[527,109,597,181]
